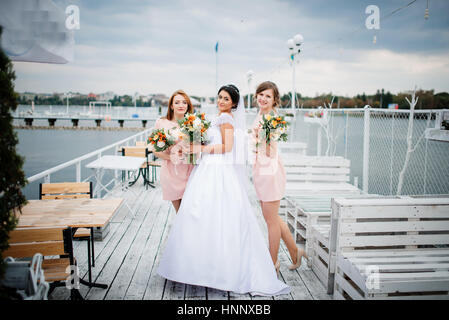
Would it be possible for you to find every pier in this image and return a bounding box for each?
[14,114,158,128]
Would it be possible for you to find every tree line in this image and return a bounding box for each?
[17,89,449,109]
[245,89,449,109]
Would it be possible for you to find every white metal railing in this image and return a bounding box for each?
[290,107,449,196]
[24,106,449,198]
[27,128,153,185]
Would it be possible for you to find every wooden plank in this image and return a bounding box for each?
[350,256,449,264]
[284,167,350,174]
[341,220,449,233]
[185,285,207,300]
[207,287,229,300]
[286,183,360,192]
[82,187,151,299]
[286,174,350,183]
[8,226,65,243]
[163,280,186,300]
[18,198,124,228]
[41,182,90,194]
[105,188,163,299]
[142,202,174,300]
[339,206,449,219]
[339,234,449,248]
[124,190,170,300]
[334,272,364,300]
[4,241,65,258]
[342,248,449,258]
[41,194,91,200]
[334,197,449,207]
[354,262,449,273]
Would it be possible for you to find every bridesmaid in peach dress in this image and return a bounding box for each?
[251,81,308,273]
[153,90,194,213]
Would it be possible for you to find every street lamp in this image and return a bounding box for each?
[64,92,72,114]
[246,70,254,109]
[133,92,139,113]
[287,33,303,110]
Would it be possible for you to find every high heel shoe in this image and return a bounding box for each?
[275,260,280,275]
[288,247,308,270]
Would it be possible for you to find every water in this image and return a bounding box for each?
[15,107,449,200]
[17,129,141,200]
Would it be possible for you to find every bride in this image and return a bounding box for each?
[157,84,290,296]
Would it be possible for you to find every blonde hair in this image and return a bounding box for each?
[165,90,194,120]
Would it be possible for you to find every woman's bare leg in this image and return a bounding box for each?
[261,200,282,265]
[171,199,182,213]
[261,201,298,264]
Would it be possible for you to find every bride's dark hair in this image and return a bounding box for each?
[218,84,240,110]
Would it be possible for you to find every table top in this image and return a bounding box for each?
[16,198,124,228]
[86,155,146,171]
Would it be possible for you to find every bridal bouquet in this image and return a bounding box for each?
[147,128,176,152]
[257,112,289,147]
[178,112,211,164]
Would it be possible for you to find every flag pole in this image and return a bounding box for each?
[215,41,218,99]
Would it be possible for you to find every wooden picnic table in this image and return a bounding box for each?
[17,198,123,229]
[16,198,124,290]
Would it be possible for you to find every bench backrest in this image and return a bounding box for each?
[331,196,449,253]
[39,182,92,200]
[122,146,149,158]
[279,142,307,155]
[4,226,72,258]
[135,141,147,147]
[284,156,351,183]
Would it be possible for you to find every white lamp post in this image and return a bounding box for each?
[133,92,139,113]
[287,33,303,110]
[64,92,72,115]
[246,70,254,109]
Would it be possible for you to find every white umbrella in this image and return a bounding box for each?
[0,0,77,64]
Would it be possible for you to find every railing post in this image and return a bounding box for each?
[317,126,322,156]
[76,162,81,182]
[363,105,370,193]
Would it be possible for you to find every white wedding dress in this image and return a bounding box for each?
[157,112,290,296]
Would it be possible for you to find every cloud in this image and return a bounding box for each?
[8,0,449,98]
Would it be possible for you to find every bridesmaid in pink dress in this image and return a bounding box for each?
[251,81,307,273]
[153,90,194,213]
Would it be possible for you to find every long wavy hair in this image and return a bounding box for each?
[165,90,194,120]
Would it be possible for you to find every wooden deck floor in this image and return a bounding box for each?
[50,180,332,300]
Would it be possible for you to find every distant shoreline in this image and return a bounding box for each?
[14,125,145,131]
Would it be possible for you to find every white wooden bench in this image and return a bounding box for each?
[279,141,307,155]
[283,156,360,195]
[310,224,331,290]
[283,156,362,256]
[332,196,449,300]
[306,195,383,294]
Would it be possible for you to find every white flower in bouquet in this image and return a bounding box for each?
[193,118,202,129]
[157,141,166,149]
[270,132,280,142]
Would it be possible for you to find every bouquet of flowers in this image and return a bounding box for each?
[257,112,289,147]
[306,110,324,118]
[178,112,211,164]
[147,128,176,152]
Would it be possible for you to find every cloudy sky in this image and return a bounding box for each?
[7,0,449,98]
